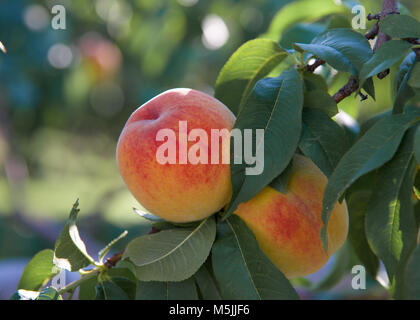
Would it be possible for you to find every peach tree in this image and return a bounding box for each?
[11,0,420,300]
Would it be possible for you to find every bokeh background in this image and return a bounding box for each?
[0,0,419,299]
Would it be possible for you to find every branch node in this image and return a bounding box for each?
[365,22,379,40]
[377,69,390,79]
[333,76,359,104]
[367,13,380,21]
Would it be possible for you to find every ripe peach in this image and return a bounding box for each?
[234,154,349,278]
[117,88,236,223]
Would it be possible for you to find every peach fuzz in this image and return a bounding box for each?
[116,88,236,223]
[234,154,349,278]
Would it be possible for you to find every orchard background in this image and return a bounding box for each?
[0,0,420,300]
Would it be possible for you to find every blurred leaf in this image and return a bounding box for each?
[214,39,289,115]
[365,129,418,297]
[279,23,326,49]
[405,244,420,299]
[303,90,338,117]
[98,230,128,262]
[223,68,303,219]
[335,110,361,143]
[212,216,299,300]
[394,52,418,114]
[270,158,293,194]
[408,63,420,89]
[415,126,420,164]
[362,77,376,100]
[136,278,198,300]
[123,217,216,282]
[313,241,355,291]
[379,14,420,39]
[9,289,39,300]
[346,179,380,278]
[303,71,329,91]
[295,28,373,77]
[359,110,391,137]
[36,287,62,300]
[53,200,94,271]
[108,277,137,300]
[359,40,412,88]
[17,249,60,291]
[321,110,420,252]
[133,207,163,222]
[299,109,350,177]
[95,281,129,300]
[0,40,6,53]
[263,0,347,41]
[78,275,98,300]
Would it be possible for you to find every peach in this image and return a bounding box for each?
[116,88,236,223]
[234,154,349,278]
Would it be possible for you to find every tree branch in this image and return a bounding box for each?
[306,59,325,72]
[331,0,399,103]
[332,76,359,104]
[373,0,399,52]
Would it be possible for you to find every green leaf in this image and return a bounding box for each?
[17,249,60,291]
[10,289,40,300]
[362,77,376,100]
[321,111,420,252]
[408,63,420,89]
[136,278,198,300]
[303,71,329,91]
[53,200,94,271]
[78,274,98,300]
[415,126,420,164]
[194,264,222,300]
[269,158,293,194]
[359,40,412,88]
[365,129,418,297]
[98,230,128,262]
[214,39,289,116]
[394,52,418,114]
[295,28,373,76]
[312,241,356,291]
[95,281,129,300]
[415,201,420,228]
[380,14,420,39]
[279,22,326,50]
[299,109,351,177]
[36,287,62,300]
[303,90,338,117]
[405,244,420,299]
[123,216,216,282]
[359,110,391,137]
[223,68,303,219]
[262,0,348,41]
[345,178,380,277]
[211,216,299,300]
[107,265,137,283]
[133,207,163,222]
[335,110,361,143]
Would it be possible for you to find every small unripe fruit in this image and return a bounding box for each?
[117,88,236,223]
[234,154,349,278]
